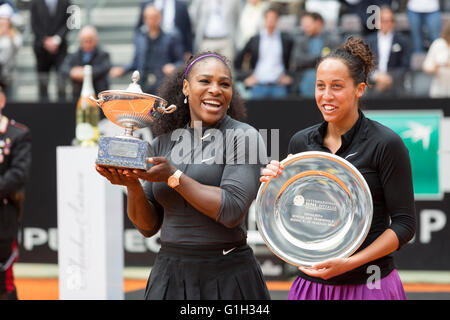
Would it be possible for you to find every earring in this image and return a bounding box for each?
[184,96,188,104]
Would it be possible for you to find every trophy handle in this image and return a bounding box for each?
[157,104,177,114]
[89,96,105,108]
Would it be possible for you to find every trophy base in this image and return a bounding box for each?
[96,136,150,170]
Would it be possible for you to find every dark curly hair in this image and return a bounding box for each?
[318,36,375,86]
[152,52,247,136]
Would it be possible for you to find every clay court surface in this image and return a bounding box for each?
[13,278,450,300]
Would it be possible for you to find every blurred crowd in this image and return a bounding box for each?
[2,0,450,101]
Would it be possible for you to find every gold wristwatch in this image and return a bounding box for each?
[167,169,182,188]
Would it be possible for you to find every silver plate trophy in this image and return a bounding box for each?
[90,71,176,170]
[255,151,373,267]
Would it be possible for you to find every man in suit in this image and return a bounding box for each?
[290,12,342,97]
[31,0,71,101]
[60,26,111,101]
[110,5,184,95]
[136,0,192,59]
[365,6,410,97]
[234,6,293,99]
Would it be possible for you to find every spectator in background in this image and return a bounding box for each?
[0,1,22,28]
[422,21,450,98]
[30,0,71,101]
[406,0,441,53]
[365,6,410,97]
[110,5,184,95]
[236,0,269,51]
[135,0,193,60]
[0,87,32,300]
[0,3,21,99]
[189,0,241,63]
[234,6,294,99]
[60,26,111,101]
[290,11,342,97]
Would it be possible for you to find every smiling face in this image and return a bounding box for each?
[182,58,232,127]
[315,58,365,130]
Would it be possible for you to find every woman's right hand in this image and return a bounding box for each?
[259,160,285,183]
[95,165,142,189]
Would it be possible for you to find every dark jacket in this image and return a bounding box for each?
[365,31,410,96]
[60,46,112,99]
[234,31,294,81]
[125,28,184,93]
[289,30,342,71]
[136,0,193,54]
[365,31,410,73]
[0,116,31,240]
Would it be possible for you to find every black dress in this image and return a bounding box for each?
[142,115,271,300]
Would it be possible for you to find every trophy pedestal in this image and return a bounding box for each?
[96,136,150,170]
[57,146,124,300]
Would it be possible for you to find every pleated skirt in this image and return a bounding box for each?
[288,269,407,300]
[145,241,271,300]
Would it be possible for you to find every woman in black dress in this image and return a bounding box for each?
[96,52,270,300]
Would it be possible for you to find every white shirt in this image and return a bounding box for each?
[377,31,394,73]
[407,0,439,13]
[45,0,58,15]
[254,29,284,84]
[154,0,175,33]
[204,0,229,38]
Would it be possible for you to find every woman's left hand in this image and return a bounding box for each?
[124,157,177,183]
[298,258,354,280]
